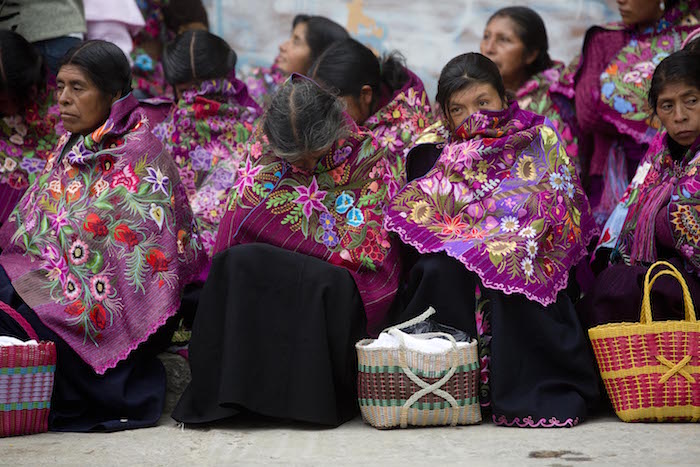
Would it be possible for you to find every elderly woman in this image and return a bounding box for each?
[480,6,578,163]
[0,31,60,229]
[553,0,699,225]
[582,50,700,328]
[0,40,206,431]
[386,53,600,427]
[309,38,434,186]
[173,76,401,427]
[155,30,262,257]
[244,14,349,107]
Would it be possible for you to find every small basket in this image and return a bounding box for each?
[356,307,481,429]
[588,261,700,422]
[0,301,57,437]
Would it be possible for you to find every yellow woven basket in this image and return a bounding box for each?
[588,261,700,422]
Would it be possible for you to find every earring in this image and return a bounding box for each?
[660,1,665,11]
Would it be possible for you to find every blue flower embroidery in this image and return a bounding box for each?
[322,229,339,247]
[601,82,616,99]
[346,207,364,227]
[335,191,355,214]
[134,54,154,72]
[613,96,634,114]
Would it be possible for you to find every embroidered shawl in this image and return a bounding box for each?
[214,121,400,334]
[516,62,579,164]
[0,94,206,374]
[363,68,434,187]
[385,103,598,306]
[243,65,287,108]
[0,87,60,226]
[153,78,262,256]
[131,0,172,98]
[597,132,700,272]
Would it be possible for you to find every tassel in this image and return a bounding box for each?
[630,180,674,264]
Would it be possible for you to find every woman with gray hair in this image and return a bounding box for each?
[172,75,401,426]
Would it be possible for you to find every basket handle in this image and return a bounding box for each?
[640,261,697,324]
[0,301,39,341]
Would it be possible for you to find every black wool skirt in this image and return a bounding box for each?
[172,243,367,427]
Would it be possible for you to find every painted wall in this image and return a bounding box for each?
[204,0,620,97]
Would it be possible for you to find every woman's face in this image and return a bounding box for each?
[57,65,116,135]
[445,82,505,130]
[275,22,312,75]
[656,82,700,147]
[616,0,663,27]
[480,16,535,91]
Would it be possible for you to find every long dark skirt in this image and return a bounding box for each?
[172,243,367,427]
[0,266,175,432]
[577,256,700,330]
[396,253,599,427]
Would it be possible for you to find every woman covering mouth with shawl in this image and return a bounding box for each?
[386,53,600,428]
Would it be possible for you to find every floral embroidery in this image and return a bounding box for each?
[492,414,580,428]
[153,78,263,257]
[385,103,598,306]
[243,65,287,108]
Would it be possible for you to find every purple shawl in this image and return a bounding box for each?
[0,87,60,226]
[153,78,262,256]
[597,132,700,271]
[0,94,207,374]
[214,121,401,334]
[363,68,434,187]
[243,65,287,108]
[385,103,598,305]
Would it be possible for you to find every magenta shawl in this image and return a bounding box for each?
[385,103,598,306]
[0,94,207,374]
[214,121,400,334]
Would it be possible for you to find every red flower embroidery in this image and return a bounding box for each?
[192,97,221,119]
[89,304,107,330]
[111,165,140,192]
[83,212,109,238]
[113,223,139,249]
[65,300,85,316]
[100,155,116,173]
[146,248,170,274]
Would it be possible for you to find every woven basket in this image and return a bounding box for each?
[588,261,700,422]
[0,302,57,437]
[356,308,481,429]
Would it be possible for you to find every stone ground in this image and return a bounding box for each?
[3,354,699,466]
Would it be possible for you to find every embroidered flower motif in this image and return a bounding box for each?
[519,226,537,238]
[516,156,537,181]
[500,216,519,233]
[49,206,70,232]
[114,224,140,249]
[149,203,165,230]
[322,229,340,247]
[69,239,90,265]
[320,213,336,230]
[92,178,109,197]
[146,248,170,274]
[526,239,539,258]
[3,157,17,172]
[486,240,517,257]
[453,182,474,204]
[42,244,68,284]
[233,157,263,193]
[144,167,170,196]
[111,165,140,192]
[66,180,82,196]
[19,157,44,174]
[670,205,700,244]
[410,201,433,224]
[565,182,575,199]
[65,300,86,316]
[437,214,468,237]
[294,177,328,220]
[346,207,365,227]
[134,53,154,71]
[89,304,107,330]
[521,257,534,277]
[335,191,355,214]
[63,274,82,301]
[189,146,213,171]
[549,172,565,190]
[90,275,111,302]
[49,179,62,196]
[83,213,109,238]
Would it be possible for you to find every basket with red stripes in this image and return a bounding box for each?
[0,302,56,437]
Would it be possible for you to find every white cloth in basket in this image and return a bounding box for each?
[365,329,468,354]
[0,336,38,347]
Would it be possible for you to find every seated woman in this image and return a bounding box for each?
[480,6,578,163]
[581,50,700,329]
[131,0,209,98]
[309,38,434,186]
[385,53,600,427]
[0,40,206,431]
[155,30,262,256]
[244,14,349,107]
[0,30,60,229]
[173,76,401,427]
[552,0,699,225]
